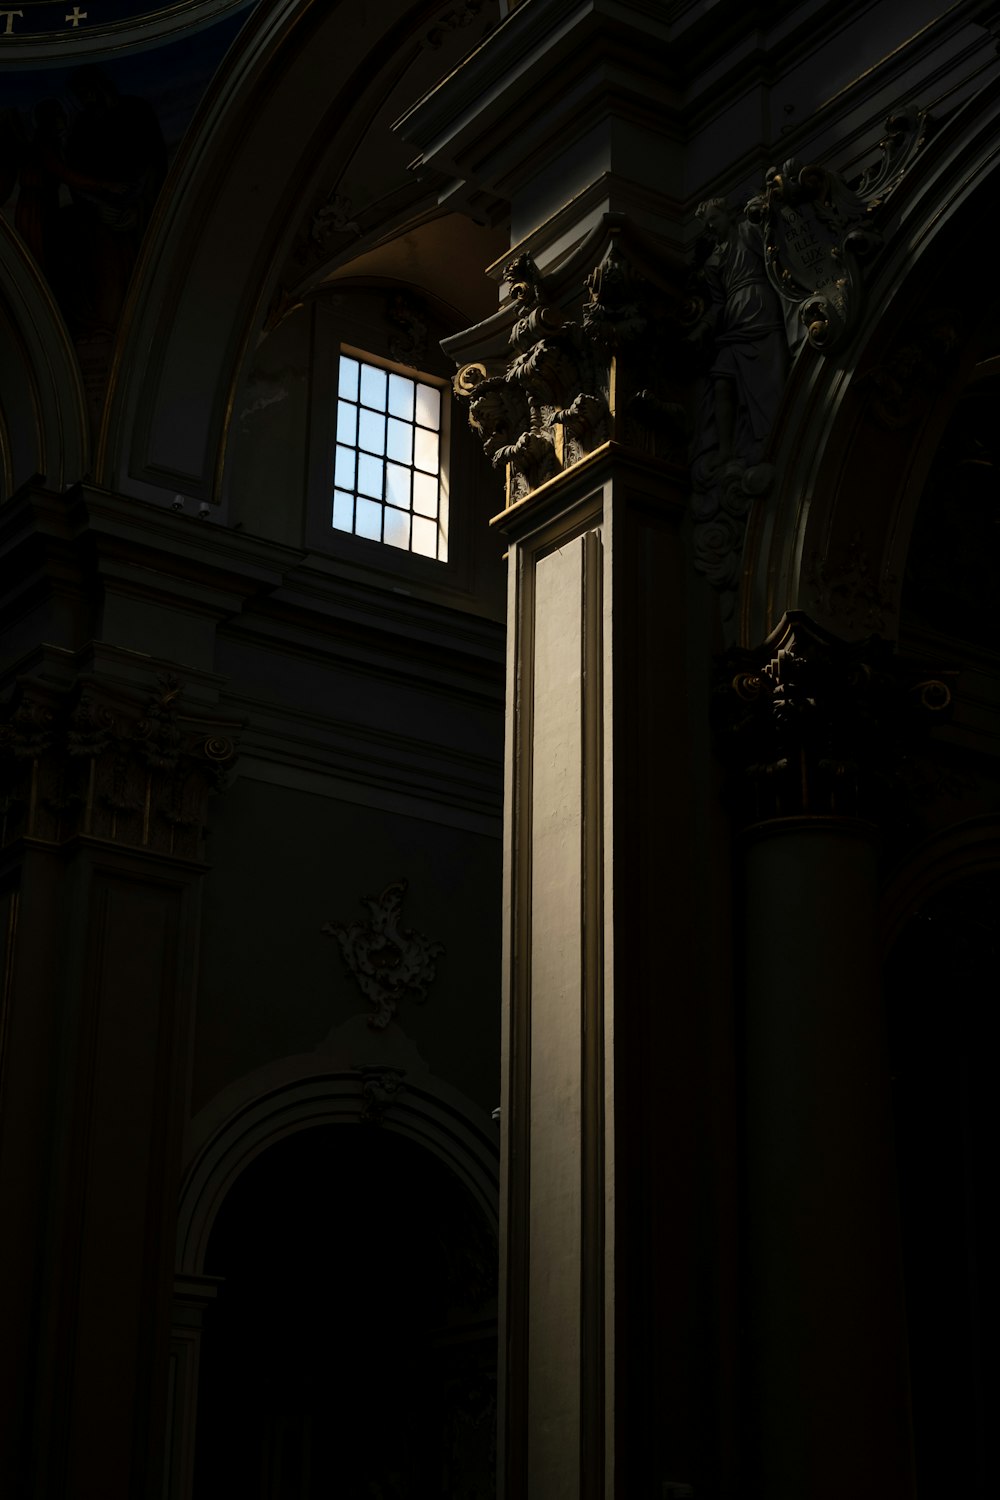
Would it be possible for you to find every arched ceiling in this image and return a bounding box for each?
[97,0,508,503]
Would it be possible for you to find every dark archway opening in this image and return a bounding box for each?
[193,1124,497,1499]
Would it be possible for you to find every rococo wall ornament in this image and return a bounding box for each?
[684,104,932,619]
[323,878,444,1030]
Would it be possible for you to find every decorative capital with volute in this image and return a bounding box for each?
[452,227,686,506]
[714,612,954,827]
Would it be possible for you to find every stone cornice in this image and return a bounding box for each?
[396,0,676,194]
[398,0,998,247]
[0,480,505,677]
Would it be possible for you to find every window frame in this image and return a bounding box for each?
[331,343,450,564]
[303,291,503,619]
[306,302,470,588]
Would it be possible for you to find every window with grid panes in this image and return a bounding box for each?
[333,352,447,561]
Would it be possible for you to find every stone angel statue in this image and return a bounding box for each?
[687,197,790,476]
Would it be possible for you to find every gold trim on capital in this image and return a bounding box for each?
[490,439,685,530]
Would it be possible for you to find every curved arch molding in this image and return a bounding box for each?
[740,72,1000,647]
[0,1,258,61]
[98,0,480,506]
[0,215,89,499]
[176,1058,500,1276]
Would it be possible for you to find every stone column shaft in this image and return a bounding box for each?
[716,612,952,1499]
[742,819,915,1498]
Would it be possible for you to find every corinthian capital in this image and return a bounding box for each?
[0,671,239,858]
[714,612,953,826]
[450,227,686,506]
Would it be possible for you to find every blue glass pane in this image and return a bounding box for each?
[336,401,357,445]
[357,453,383,498]
[355,497,382,540]
[338,356,359,401]
[360,364,387,410]
[386,463,411,509]
[332,490,354,532]
[388,373,414,420]
[358,409,386,455]
[335,445,355,489]
[387,418,412,464]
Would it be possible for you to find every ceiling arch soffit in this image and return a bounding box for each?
[740,71,1000,649]
[0,216,89,500]
[98,0,501,503]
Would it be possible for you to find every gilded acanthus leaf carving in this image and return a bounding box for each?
[323,879,443,1030]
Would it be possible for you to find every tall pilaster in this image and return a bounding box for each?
[399,8,736,1494]
[495,437,728,1499]
[0,659,238,1499]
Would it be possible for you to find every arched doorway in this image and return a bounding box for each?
[192,1121,497,1498]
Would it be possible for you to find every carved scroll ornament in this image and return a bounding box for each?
[354,1065,407,1125]
[323,878,443,1030]
[747,160,880,353]
[746,107,931,355]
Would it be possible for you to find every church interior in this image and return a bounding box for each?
[0,1,997,1496]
